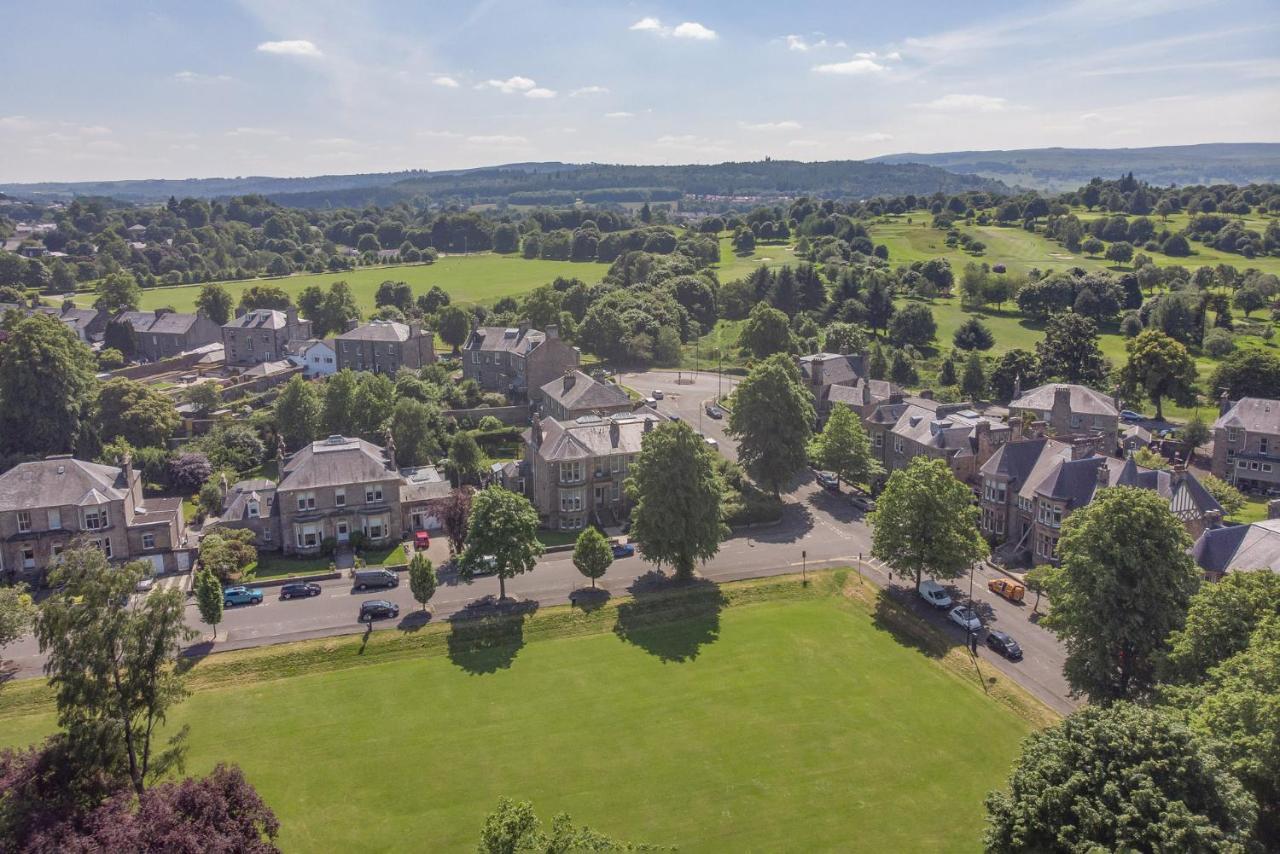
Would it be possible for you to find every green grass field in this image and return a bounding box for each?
[77,253,595,313]
[0,575,1044,852]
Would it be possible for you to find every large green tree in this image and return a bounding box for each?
[194,283,233,325]
[35,548,196,796]
[1119,330,1197,420]
[1035,312,1108,386]
[869,456,987,591]
[1042,486,1200,703]
[445,429,486,483]
[1210,349,1280,400]
[628,421,726,581]
[96,377,180,450]
[738,302,793,359]
[572,527,614,589]
[273,375,322,450]
[985,703,1258,853]
[808,404,882,489]
[1161,570,1280,686]
[462,486,544,600]
[0,583,35,654]
[390,397,443,467]
[0,313,97,456]
[93,272,141,315]
[728,353,815,495]
[437,305,472,355]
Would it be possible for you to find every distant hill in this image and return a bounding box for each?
[0,159,1007,207]
[868,143,1280,191]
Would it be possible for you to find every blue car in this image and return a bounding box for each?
[1119,410,1144,422]
[612,541,636,558]
[223,586,264,607]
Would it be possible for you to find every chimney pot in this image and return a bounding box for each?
[1096,459,1110,485]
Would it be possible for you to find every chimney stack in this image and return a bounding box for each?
[1219,390,1233,416]
[531,415,542,448]
[643,416,654,433]
[1096,458,1110,486]
[545,324,558,340]
[1204,509,1223,529]
[609,418,621,448]
[285,307,298,327]
[563,369,576,394]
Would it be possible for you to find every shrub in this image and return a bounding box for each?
[1203,328,1236,357]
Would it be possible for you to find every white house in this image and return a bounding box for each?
[285,338,337,378]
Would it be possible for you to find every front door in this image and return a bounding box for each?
[336,522,350,543]
[594,486,604,506]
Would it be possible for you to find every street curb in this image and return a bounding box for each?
[731,517,785,531]
[239,571,342,589]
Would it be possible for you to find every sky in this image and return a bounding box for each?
[1,0,1278,182]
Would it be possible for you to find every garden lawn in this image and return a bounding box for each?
[74,253,593,314]
[0,579,1041,853]
[242,552,333,581]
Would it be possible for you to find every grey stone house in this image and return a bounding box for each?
[979,440,1222,566]
[1008,383,1120,440]
[334,320,435,375]
[865,397,1010,484]
[222,308,312,367]
[522,410,664,530]
[797,352,899,422]
[1193,502,1280,580]
[462,324,580,399]
[538,370,634,421]
[0,454,188,580]
[1212,397,1280,492]
[114,309,222,362]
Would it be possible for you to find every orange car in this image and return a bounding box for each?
[988,578,1026,603]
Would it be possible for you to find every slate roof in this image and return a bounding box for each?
[222,478,277,521]
[1213,397,1280,433]
[798,353,864,388]
[1010,383,1118,417]
[528,412,665,462]
[284,338,332,357]
[400,465,451,503]
[278,436,397,492]
[465,326,545,355]
[240,360,295,378]
[336,320,419,343]
[225,309,289,331]
[1193,519,1280,575]
[115,310,205,335]
[982,438,1072,488]
[540,371,631,412]
[885,401,1005,457]
[0,456,128,511]
[1031,453,1222,514]
[825,378,898,409]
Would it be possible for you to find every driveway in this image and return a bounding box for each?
[619,369,739,460]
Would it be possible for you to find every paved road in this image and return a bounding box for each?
[2,370,1077,716]
[619,369,738,460]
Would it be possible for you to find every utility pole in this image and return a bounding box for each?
[801,549,807,585]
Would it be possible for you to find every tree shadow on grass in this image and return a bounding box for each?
[446,596,539,674]
[871,586,958,660]
[396,609,434,633]
[613,572,727,663]
[176,639,215,673]
[569,586,611,612]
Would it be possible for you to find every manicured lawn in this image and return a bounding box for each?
[242,552,333,581]
[362,542,409,567]
[713,234,797,282]
[75,253,594,313]
[1230,495,1273,525]
[0,575,1045,852]
[534,529,580,547]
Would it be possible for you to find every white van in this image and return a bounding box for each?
[918,579,952,610]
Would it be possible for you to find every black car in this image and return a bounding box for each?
[705,403,724,419]
[359,599,400,622]
[280,582,322,600]
[985,630,1023,661]
[815,471,840,492]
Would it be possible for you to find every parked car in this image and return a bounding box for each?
[987,578,1025,603]
[414,530,431,550]
[985,630,1024,660]
[643,397,658,408]
[705,403,723,419]
[465,554,498,576]
[652,389,664,400]
[948,605,983,632]
[918,579,952,610]
[849,493,876,511]
[353,568,398,591]
[815,471,840,492]
[223,586,264,607]
[135,575,156,593]
[359,599,399,622]
[280,582,322,600]
[704,436,718,450]
[612,540,636,558]
[1120,409,1144,422]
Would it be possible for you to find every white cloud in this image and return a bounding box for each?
[0,115,41,131]
[418,130,462,139]
[525,87,557,99]
[813,57,886,75]
[918,93,1009,112]
[631,18,717,40]
[77,125,112,137]
[740,120,802,131]
[784,34,847,51]
[605,111,634,119]
[432,76,459,88]
[256,39,322,58]
[313,137,357,146]
[467,134,528,145]
[174,70,232,83]
[481,75,537,94]
[849,131,894,142]
[226,127,287,138]
[673,22,717,40]
[570,85,609,97]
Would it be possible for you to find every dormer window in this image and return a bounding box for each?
[83,507,109,530]
[247,500,260,518]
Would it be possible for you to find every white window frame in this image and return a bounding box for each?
[95,538,112,559]
[334,490,346,507]
[559,461,583,484]
[1227,427,1240,443]
[365,486,383,503]
[83,507,109,530]
[296,492,316,511]
[141,532,156,550]
[16,511,31,533]
[47,509,61,530]
[893,437,903,454]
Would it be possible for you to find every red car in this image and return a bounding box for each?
[414,530,431,550]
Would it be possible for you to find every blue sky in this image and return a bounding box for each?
[1,0,1277,182]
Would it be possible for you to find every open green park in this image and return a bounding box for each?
[0,574,1048,852]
